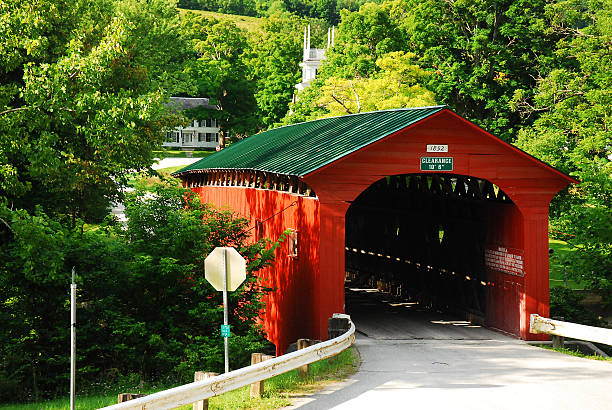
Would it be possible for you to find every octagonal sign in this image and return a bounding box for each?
[205,247,246,291]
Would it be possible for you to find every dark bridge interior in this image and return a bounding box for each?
[345,173,514,321]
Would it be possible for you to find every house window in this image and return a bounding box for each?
[206,133,214,142]
[166,131,179,143]
[198,132,205,142]
[211,118,217,127]
[193,120,199,127]
[183,131,193,143]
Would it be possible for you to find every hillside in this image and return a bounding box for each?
[178,8,264,33]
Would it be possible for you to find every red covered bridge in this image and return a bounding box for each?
[174,106,577,355]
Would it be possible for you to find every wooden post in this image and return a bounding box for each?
[328,316,351,363]
[552,316,565,349]
[298,339,317,377]
[250,353,274,397]
[118,393,146,403]
[193,371,218,410]
[249,353,263,397]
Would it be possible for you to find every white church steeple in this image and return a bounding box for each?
[295,25,334,95]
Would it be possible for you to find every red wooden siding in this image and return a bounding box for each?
[192,186,320,354]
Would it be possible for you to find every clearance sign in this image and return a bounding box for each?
[420,157,453,171]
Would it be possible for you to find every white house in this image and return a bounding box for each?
[163,97,220,150]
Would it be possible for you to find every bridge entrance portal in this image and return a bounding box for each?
[345,173,521,334]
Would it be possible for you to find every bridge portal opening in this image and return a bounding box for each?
[345,173,522,334]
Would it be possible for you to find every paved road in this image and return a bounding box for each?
[151,157,202,170]
[111,157,202,221]
[289,289,612,410]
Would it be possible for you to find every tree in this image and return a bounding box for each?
[394,0,563,141]
[181,13,259,141]
[0,0,183,224]
[316,51,435,116]
[514,0,611,294]
[322,3,405,79]
[284,50,435,123]
[247,14,306,128]
[303,0,564,141]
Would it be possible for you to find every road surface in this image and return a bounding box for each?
[111,157,202,222]
[289,288,612,410]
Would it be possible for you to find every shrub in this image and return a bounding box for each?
[0,185,277,401]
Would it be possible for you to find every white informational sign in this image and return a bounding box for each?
[205,247,246,291]
[427,144,448,153]
[485,245,524,276]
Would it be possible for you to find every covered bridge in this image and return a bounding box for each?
[174,106,577,354]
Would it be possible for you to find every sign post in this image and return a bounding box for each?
[70,267,76,410]
[205,247,246,373]
[222,249,229,373]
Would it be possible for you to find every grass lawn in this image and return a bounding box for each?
[0,348,359,410]
[177,9,264,33]
[549,239,586,290]
[538,345,612,362]
[152,149,216,159]
[126,166,185,189]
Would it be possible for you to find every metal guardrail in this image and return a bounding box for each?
[530,314,612,346]
[99,314,355,410]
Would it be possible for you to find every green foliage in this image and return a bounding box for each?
[284,49,435,123]
[0,186,277,401]
[324,3,405,79]
[396,0,565,141]
[179,0,258,17]
[0,0,182,224]
[549,288,601,327]
[246,14,306,128]
[179,0,368,24]
[181,12,259,139]
[286,0,565,140]
[315,51,436,116]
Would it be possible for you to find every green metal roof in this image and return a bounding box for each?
[174,106,446,177]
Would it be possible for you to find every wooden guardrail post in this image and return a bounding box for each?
[552,316,565,348]
[297,339,317,377]
[118,393,146,403]
[193,371,218,410]
[250,353,274,397]
[328,315,352,363]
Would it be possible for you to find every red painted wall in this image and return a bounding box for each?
[484,202,524,335]
[192,186,320,354]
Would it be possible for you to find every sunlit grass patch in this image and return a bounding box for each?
[538,345,612,362]
[549,239,586,290]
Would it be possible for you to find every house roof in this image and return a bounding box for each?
[169,97,217,111]
[174,106,446,177]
